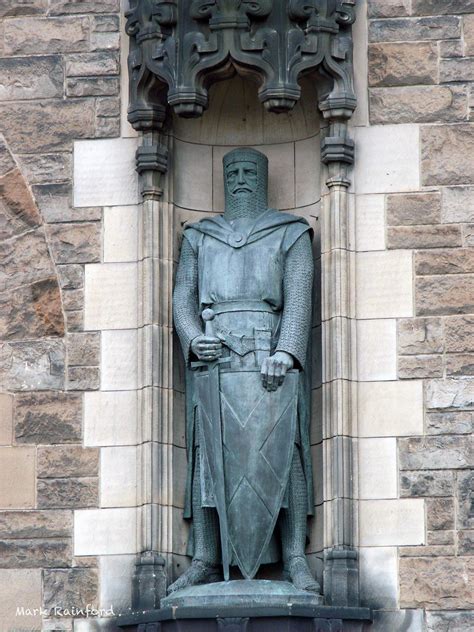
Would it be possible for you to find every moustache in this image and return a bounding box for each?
[232,186,253,193]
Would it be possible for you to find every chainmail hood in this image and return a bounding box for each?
[223,148,268,220]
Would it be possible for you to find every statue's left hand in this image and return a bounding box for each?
[261,352,294,391]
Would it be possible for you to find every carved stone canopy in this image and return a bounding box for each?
[126,0,357,130]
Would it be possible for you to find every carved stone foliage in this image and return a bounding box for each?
[125,0,356,128]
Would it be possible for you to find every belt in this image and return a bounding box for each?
[210,300,278,315]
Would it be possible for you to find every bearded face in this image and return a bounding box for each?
[223,149,268,220]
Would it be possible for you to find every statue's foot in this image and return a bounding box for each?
[284,556,321,594]
[166,559,222,595]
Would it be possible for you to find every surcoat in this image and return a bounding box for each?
[173,209,315,526]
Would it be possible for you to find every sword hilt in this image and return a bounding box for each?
[202,308,215,338]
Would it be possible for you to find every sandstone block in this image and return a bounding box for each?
[0,168,42,239]
[43,568,99,615]
[49,0,119,14]
[0,100,96,153]
[93,14,119,32]
[90,31,120,51]
[387,225,462,250]
[416,275,474,316]
[368,0,410,18]
[96,97,120,118]
[15,391,82,444]
[445,316,474,352]
[426,611,474,632]
[398,355,443,379]
[17,152,71,185]
[422,125,474,186]
[465,14,474,57]
[457,470,474,529]
[459,530,474,556]
[399,545,455,557]
[0,340,65,391]
[0,394,13,445]
[0,138,16,176]
[369,16,461,42]
[427,411,473,435]
[464,224,474,247]
[440,58,474,83]
[412,0,474,14]
[38,446,99,479]
[0,228,55,292]
[400,557,474,609]
[0,55,63,101]
[67,333,100,367]
[442,186,474,223]
[0,569,42,630]
[0,447,35,509]
[38,478,99,509]
[415,249,474,275]
[4,17,89,55]
[95,115,121,138]
[439,39,463,59]
[62,288,83,311]
[400,470,455,498]
[387,192,441,226]
[370,85,468,125]
[0,0,47,17]
[33,183,101,224]
[427,530,454,545]
[426,378,474,410]
[0,538,71,568]
[46,222,101,264]
[369,42,438,87]
[65,310,83,333]
[398,317,443,355]
[426,498,455,531]
[65,51,119,77]
[66,77,119,98]
[0,510,72,538]
[399,435,472,470]
[67,367,100,391]
[58,265,84,290]
[0,279,64,341]
[446,354,474,377]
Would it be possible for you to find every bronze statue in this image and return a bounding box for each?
[170,147,319,595]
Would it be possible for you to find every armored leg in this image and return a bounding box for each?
[279,449,321,594]
[167,448,222,595]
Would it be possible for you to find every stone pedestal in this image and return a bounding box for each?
[118,581,371,631]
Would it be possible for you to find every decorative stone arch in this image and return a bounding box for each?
[125,0,360,610]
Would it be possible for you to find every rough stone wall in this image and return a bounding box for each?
[0,1,124,630]
[357,1,473,630]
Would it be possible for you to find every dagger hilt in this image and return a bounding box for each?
[202,308,216,338]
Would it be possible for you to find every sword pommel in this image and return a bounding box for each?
[202,308,216,337]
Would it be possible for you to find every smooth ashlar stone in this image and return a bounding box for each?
[369,42,438,87]
[400,470,455,498]
[0,447,35,508]
[0,55,63,101]
[15,391,82,444]
[399,435,472,470]
[0,394,13,445]
[0,279,64,340]
[415,249,474,275]
[46,222,101,264]
[38,446,99,479]
[4,17,90,55]
[387,192,441,226]
[0,340,65,392]
[43,568,99,615]
[38,478,99,509]
[0,511,72,539]
[422,125,474,186]
[370,85,468,125]
[369,16,461,42]
[0,100,96,153]
[416,275,474,316]
[0,538,72,568]
[400,557,474,610]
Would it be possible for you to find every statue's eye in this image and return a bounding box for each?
[245,169,257,176]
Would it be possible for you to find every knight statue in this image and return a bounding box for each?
[170,147,319,596]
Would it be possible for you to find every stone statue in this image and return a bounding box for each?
[170,147,319,596]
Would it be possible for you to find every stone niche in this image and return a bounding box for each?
[168,73,324,583]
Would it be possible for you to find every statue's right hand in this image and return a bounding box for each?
[191,335,223,361]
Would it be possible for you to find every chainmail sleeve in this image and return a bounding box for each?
[173,236,203,365]
[275,231,314,368]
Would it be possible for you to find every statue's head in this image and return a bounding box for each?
[223,148,268,218]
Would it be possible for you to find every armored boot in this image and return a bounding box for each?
[167,450,222,595]
[279,450,321,594]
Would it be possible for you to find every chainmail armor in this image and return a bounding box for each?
[223,147,268,220]
[173,237,202,361]
[276,231,314,368]
[278,449,309,562]
[191,448,221,565]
